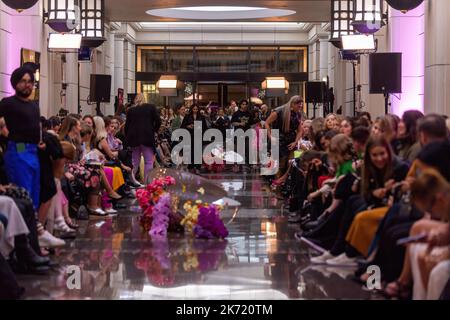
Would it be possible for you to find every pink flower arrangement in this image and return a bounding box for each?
[136,176,228,239]
[136,176,176,232]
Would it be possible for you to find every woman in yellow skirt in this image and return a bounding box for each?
[345,206,389,257]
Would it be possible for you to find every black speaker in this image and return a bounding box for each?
[369,53,402,94]
[306,81,326,103]
[90,74,112,103]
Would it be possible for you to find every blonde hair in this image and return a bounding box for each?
[93,116,107,142]
[373,116,395,142]
[134,93,146,106]
[279,95,303,133]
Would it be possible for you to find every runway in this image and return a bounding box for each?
[17,172,378,300]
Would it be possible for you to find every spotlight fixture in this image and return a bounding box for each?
[157,75,181,97]
[386,0,424,13]
[330,0,356,49]
[341,34,376,51]
[48,33,82,52]
[44,0,80,33]
[262,77,289,97]
[1,0,38,12]
[352,0,386,34]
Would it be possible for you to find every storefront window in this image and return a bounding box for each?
[167,48,194,72]
[196,47,248,72]
[250,48,276,72]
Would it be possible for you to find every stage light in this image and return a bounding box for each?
[341,34,376,51]
[48,33,82,51]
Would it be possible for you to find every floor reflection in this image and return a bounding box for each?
[17,173,379,300]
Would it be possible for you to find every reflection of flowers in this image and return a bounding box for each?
[134,239,228,287]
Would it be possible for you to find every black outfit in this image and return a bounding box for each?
[272,107,301,158]
[38,132,63,204]
[364,156,410,208]
[0,96,40,144]
[231,109,254,165]
[231,110,253,132]
[213,116,230,146]
[125,104,161,150]
[0,253,23,299]
[213,116,230,138]
[181,113,207,170]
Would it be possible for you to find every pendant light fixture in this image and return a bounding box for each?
[44,0,80,33]
[1,0,39,12]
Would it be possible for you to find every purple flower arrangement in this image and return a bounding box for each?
[193,205,229,239]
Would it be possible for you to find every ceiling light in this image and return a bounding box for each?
[174,6,266,12]
[147,6,296,20]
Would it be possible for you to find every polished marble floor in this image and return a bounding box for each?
[17,172,381,300]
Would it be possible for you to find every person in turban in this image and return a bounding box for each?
[0,66,41,209]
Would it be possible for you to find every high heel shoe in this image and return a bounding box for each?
[54,218,76,239]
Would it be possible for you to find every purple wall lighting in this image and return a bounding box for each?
[389,2,425,116]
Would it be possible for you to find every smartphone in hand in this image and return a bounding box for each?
[396,233,427,246]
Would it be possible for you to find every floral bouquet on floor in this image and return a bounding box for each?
[135,176,184,236]
[181,200,229,239]
[136,175,229,239]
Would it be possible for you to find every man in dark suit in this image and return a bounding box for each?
[125,101,161,183]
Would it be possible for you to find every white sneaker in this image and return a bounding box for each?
[39,230,66,248]
[310,251,336,264]
[105,208,118,215]
[326,253,357,267]
[88,208,108,216]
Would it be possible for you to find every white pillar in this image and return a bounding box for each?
[425,0,450,115]
[327,43,335,89]
[64,53,79,115]
[319,39,329,81]
[388,4,425,116]
[114,35,124,96]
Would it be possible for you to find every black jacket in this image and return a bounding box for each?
[181,114,208,135]
[125,104,161,148]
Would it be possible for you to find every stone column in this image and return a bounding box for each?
[388,3,425,115]
[319,39,329,81]
[424,0,450,115]
[114,35,125,97]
